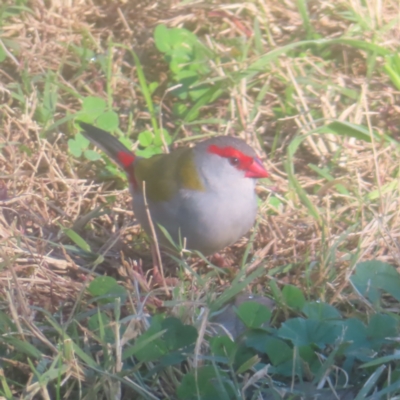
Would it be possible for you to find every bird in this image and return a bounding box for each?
[77,121,268,257]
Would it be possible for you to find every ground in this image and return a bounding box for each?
[0,0,400,398]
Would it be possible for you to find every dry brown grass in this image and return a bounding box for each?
[1,4,400,392]
[1,0,400,398]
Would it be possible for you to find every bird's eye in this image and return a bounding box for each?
[229,157,239,166]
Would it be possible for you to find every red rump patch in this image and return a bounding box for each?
[117,151,137,188]
[208,144,253,171]
[117,151,135,168]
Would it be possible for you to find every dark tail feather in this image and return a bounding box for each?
[77,122,135,169]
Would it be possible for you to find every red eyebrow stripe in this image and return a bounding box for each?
[117,151,135,168]
[208,144,253,165]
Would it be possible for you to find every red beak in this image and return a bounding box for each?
[245,157,269,178]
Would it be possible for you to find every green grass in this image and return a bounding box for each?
[0,0,400,398]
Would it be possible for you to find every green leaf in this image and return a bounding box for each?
[360,352,400,368]
[233,344,257,373]
[72,342,98,368]
[236,354,261,374]
[307,164,349,195]
[127,47,159,136]
[154,128,172,146]
[62,227,91,252]
[302,302,341,320]
[282,285,306,310]
[210,266,266,312]
[353,365,386,400]
[162,317,198,351]
[135,145,163,158]
[285,135,323,226]
[123,329,166,361]
[3,337,42,359]
[75,132,90,148]
[263,337,293,365]
[279,318,340,348]
[178,366,231,400]
[235,301,272,328]
[172,102,188,117]
[169,27,197,50]
[68,139,82,157]
[245,38,390,78]
[184,87,224,122]
[366,313,397,344]
[325,121,371,141]
[341,318,369,354]
[297,0,314,39]
[320,120,396,146]
[350,260,400,304]
[245,330,272,353]
[88,311,114,343]
[96,111,119,131]
[82,96,106,115]
[154,24,171,53]
[84,149,101,161]
[384,54,400,90]
[148,81,159,94]
[367,179,399,200]
[0,311,16,332]
[69,44,95,62]
[129,315,167,362]
[210,336,236,359]
[138,130,154,147]
[88,276,127,302]
[159,351,187,368]
[384,63,400,90]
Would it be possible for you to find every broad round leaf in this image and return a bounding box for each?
[97,111,119,131]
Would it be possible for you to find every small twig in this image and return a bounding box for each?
[193,307,208,369]
[8,259,32,320]
[158,84,182,153]
[0,39,20,67]
[142,181,169,296]
[117,7,133,35]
